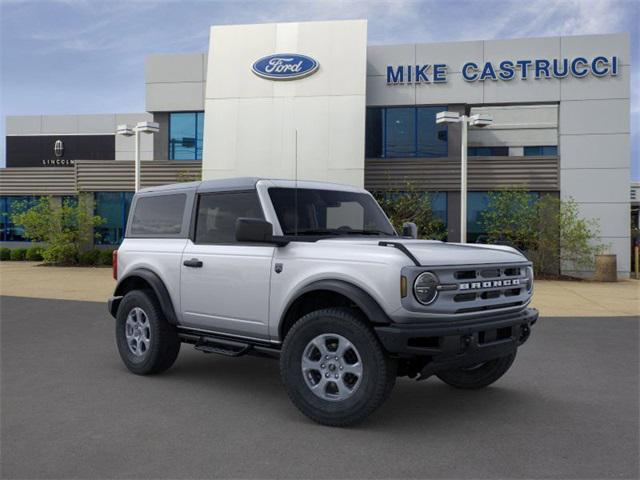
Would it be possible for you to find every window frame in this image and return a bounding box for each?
[191,189,266,246]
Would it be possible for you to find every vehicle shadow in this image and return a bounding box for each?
[155,347,553,432]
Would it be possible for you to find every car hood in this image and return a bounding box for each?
[315,238,528,266]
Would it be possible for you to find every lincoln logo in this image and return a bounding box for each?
[252,53,319,80]
[54,139,64,158]
[459,279,520,290]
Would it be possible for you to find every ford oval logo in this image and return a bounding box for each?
[252,53,319,80]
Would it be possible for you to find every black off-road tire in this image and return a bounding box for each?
[436,352,516,389]
[280,308,396,427]
[116,289,180,375]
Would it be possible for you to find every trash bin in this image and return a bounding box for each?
[594,254,617,282]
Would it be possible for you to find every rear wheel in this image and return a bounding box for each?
[436,352,516,389]
[115,290,180,375]
[280,308,396,427]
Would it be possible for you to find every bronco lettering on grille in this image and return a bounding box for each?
[459,279,520,290]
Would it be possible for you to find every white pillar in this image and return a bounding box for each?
[460,117,468,244]
[134,130,140,192]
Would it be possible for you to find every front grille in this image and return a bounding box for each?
[449,264,529,313]
[402,262,532,315]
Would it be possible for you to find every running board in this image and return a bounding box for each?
[178,328,280,359]
[194,337,251,357]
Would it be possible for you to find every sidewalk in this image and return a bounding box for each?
[0,261,638,317]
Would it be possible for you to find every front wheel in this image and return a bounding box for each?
[436,352,516,389]
[280,308,396,427]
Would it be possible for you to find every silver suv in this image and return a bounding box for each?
[108,177,537,426]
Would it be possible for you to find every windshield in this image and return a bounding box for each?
[268,188,396,237]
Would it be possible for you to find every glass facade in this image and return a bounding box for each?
[169,112,204,160]
[94,192,134,245]
[0,196,40,242]
[366,106,448,158]
[468,146,509,156]
[524,145,558,156]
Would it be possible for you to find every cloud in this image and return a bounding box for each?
[1,0,638,175]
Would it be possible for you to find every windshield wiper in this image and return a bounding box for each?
[337,229,393,236]
[289,229,341,236]
[287,228,394,237]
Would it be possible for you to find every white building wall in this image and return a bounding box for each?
[202,20,367,186]
[366,32,630,277]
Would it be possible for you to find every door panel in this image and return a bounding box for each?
[180,242,274,338]
[179,190,274,339]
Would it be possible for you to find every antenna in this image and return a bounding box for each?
[294,129,299,236]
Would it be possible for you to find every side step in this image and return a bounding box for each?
[194,337,252,357]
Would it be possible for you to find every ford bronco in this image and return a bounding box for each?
[108,178,537,426]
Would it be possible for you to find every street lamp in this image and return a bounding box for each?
[116,121,159,192]
[436,111,493,243]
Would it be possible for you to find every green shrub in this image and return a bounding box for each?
[0,248,11,261]
[480,189,604,276]
[99,249,114,266]
[10,195,104,265]
[79,249,101,265]
[10,248,27,261]
[25,246,44,261]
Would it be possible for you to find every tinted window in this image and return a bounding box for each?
[95,192,134,245]
[0,196,40,242]
[416,107,448,157]
[386,107,415,157]
[268,188,395,237]
[468,146,509,156]
[195,191,263,244]
[130,194,186,236]
[524,145,558,156]
[365,108,383,158]
[169,112,204,160]
[365,106,448,158]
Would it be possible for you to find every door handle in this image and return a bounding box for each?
[183,258,203,268]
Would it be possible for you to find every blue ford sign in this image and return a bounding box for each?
[252,53,319,80]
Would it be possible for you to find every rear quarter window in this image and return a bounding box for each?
[129,193,187,236]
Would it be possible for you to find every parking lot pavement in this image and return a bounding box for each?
[1,296,638,479]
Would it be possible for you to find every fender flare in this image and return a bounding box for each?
[281,279,392,330]
[110,268,178,325]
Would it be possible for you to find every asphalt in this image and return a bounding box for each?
[1,296,638,479]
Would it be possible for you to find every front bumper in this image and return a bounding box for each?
[374,308,538,371]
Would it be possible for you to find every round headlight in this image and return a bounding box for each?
[413,272,439,305]
[525,266,534,294]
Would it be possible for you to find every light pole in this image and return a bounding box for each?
[116,121,159,192]
[436,111,492,244]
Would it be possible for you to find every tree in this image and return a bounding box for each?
[480,189,604,276]
[11,196,104,265]
[373,183,447,240]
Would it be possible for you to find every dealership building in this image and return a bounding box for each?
[0,20,632,277]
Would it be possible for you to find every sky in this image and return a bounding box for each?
[1,0,638,179]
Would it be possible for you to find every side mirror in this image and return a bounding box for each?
[236,218,274,243]
[401,222,418,239]
[235,218,289,246]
